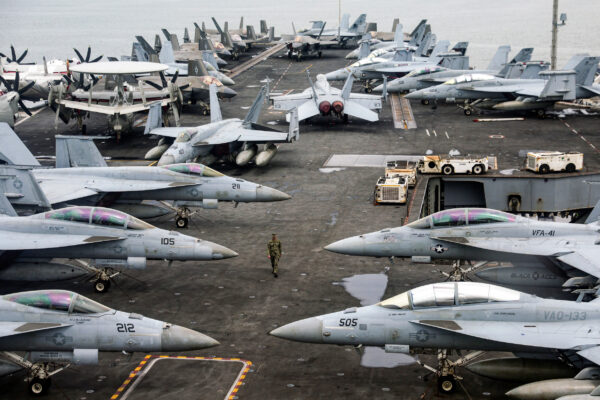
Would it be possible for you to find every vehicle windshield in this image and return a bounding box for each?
[162,163,223,177]
[3,290,111,314]
[42,207,154,230]
[443,73,495,85]
[378,282,521,309]
[406,208,517,229]
[405,67,446,78]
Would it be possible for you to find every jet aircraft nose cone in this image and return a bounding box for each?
[157,154,175,166]
[209,242,239,259]
[404,91,421,100]
[269,317,323,343]
[324,235,365,255]
[372,84,383,93]
[220,86,237,98]
[161,324,219,351]
[324,70,347,81]
[256,186,291,202]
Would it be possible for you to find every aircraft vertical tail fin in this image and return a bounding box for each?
[158,39,176,65]
[242,85,267,126]
[538,70,577,100]
[0,166,51,214]
[188,59,209,77]
[183,27,190,43]
[439,55,469,70]
[519,62,550,79]
[393,23,404,45]
[451,41,469,56]
[409,19,427,45]
[202,52,219,70]
[161,29,171,43]
[317,22,327,40]
[486,45,511,71]
[209,84,223,123]
[416,32,432,57]
[391,18,399,33]
[247,25,257,41]
[260,20,268,35]
[563,55,600,86]
[430,40,450,58]
[340,14,350,31]
[392,49,413,62]
[366,22,377,33]
[55,135,107,168]
[212,17,224,35]
[268,27,275,42]
[0,192,17,217]
[136,36,156,58]
[358,40,370,59]
[292,22,297,36]
[43,56,48,75]
[349,14,367,33]
[0,123,40,166]
[144,101,163,134]
[193,23,201,43]
[170,34,180,51]
[287,107,300,142]
[586,200,600,224]
[510,48,534,64]
[341,73,355,100]
[239,16,244,31]
[306,71,318,102]
[154,35,162,53]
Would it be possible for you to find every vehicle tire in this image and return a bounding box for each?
[464,108,472,116]
[94,278,111,293]
[539,164,550,174]
[421,99,430,105]
[566,163,576,173]
[536,109,545,118]
[202,108,209,116]
[29,378,50,396]
[438,376,456,393]
[176,217,189,229]
[472,164,484,175]
[441,165,454,175]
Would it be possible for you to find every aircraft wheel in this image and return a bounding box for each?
[536,109,545,118]
[539,164,550,174]
[463,108,472,116]
[81,124,87,135]
[438,376,456,393]
[202,108,209,116]
[441,165,454,175]
[364,87,372,94]
[29,377,51,396]
[421,99,430,105]
[94,278,111,293]
[176,217,189,229]
[566,163,576,173]
[472,164,484,175]
[318,51,322,58]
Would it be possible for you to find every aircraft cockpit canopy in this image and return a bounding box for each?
[175,130,195,143]
[406,208,518,229]
[378,282,521,310]
[41,207,154,230]
[405,66,446,78]
[162,163,224,177]
[443,73,495,85]
[4,290,112,314]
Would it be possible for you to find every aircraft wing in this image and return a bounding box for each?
[58,99,172,116]
[461,84,543,97]
[434,236,600,278]
[412,320,600,350]
[148,127,188,138]
[0,231,124,250]
[37,181,99,204]
[343,101,379,122]
[236,128,290,143]
[0,322,72,338]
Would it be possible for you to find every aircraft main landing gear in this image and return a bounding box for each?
[176,207,191,228]
[1,352,66,397]
[417,349,485,394]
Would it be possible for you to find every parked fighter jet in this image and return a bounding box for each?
[270,72,384,123]
[0,124,290,227]
[270,281,600,394]
[298,14,367,47]
[160,28,227,66]
[374,46,534,95]
[0,289,218,395]
[211,17,247,59]
[345,22,405,59]
[405,54,600,116]
[0,193,237,292]
[282,22,338,61]
[325,207,600,289]
[0,72,34,127]
[145,84,299,167]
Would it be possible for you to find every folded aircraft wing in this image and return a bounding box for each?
[0,231,124,250]
[58,99,173,115]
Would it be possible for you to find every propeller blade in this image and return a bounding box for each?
[143,80,163,90]
[178,83,190,91]
[171,70,179,83]
[0,52,5,58]
[0,75,11,92]
[16,49,28,63]
[74,48,85,63]
[18,80,35,95]
[10,45,16,62]
[90,74,98,85]
[159,71,168,88]
[62,74,74,85]
[18,100,32,116]
[14,71,19,92]
[90,55,103,63]
[85,46,91,62]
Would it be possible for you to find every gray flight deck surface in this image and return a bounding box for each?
[2,46,600,399]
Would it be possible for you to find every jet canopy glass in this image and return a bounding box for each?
[175,128,198,143]
[41,206,154,230]
[378,282,521,310]
[405,67,447,78]
[407,208,518,229]
[4,290,111,314]
[162,163,223,177]
[443,74,495,85]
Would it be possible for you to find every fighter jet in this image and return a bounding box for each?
[270,281,600,394]
[270,72,384,123]
[160,28,228,66]
[297,14,367,47]
[145,84,299,167]
[0,289,218,395]
[405,54,600,116]
[325,206,600,290]
[0,72,34,127]
[374,46,535,95]
[0,124,290,228]
[0,192,237,292]
[282,22,338,61]
[211,17,248,59]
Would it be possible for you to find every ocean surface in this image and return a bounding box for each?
[1,0,599,69]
